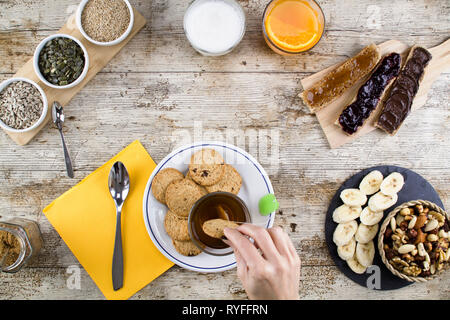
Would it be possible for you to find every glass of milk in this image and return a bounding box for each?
[184,0,246,56]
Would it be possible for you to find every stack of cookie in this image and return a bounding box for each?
[152,148,242,256]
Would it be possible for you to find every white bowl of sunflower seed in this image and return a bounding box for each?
[33,34,89,89]
[0,77,48,133]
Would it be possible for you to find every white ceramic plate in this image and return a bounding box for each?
[143,141,275,273]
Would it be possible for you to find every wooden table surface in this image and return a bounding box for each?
[0,0,449,299]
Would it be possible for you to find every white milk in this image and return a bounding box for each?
[184,0,246,55]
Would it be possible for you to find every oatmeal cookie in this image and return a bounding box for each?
[164,210,190,241]
[165,178,207,217]
[172,239,202,256]
[152,168,184,204]
[205,164,242,195]
[188,148,225,186]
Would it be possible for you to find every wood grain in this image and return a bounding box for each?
[0,0,449,300]
[2,8,146,146]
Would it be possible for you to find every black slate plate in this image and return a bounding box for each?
[325,165,445,290]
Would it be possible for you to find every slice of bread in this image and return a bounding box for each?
[301,43,381,113]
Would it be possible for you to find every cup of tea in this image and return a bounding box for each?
[188,192,251,256]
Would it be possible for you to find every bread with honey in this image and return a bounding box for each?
[301,43,381,113]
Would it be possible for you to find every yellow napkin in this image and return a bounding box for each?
[43,140,173,300]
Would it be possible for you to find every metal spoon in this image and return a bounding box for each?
[52,102,74,178]
[108,161,130,291]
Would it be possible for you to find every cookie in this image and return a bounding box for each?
[202,219,239,239]
[188,148,225,186]
[172,239,202,256]
[152,168,184,204]
[205,164,242,195]
[164,210,190,241]
[165,178,207,217]
[185,171,209,194]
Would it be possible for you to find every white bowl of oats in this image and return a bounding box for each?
[0,77,48,133]
[76,0,134,46]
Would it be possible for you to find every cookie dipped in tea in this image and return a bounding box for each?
[189,192,250,249]
[203,219,239,239]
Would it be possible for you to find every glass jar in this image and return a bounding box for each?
[0,218,43,273]
[262,0,325,55]
[184,0,246,56]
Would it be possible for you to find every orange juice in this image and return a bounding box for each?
[263,0,324,54]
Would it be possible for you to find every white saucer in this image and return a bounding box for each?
[142,141,275,273]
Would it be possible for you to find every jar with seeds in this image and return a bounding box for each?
[0,218,43,273]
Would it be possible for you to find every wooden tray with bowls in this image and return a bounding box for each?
[1,7,146,146]
[300,39,450,149]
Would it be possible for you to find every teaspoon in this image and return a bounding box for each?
[108,161,130,291]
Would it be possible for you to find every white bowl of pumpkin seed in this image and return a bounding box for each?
[0,77,48,133]
[33,34,89,89]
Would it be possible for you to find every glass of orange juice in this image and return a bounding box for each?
[262,0,325,55]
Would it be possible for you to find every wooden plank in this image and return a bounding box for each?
[2,0,450,34]
[301,39,450,148]
[0,265,448,299]
[1,9,146,146]
[0,72,448,172]
[1,0,449,74]
[0,168,448,267]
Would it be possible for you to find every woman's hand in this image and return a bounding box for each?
[223,224,301,300]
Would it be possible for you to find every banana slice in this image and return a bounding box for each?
[359,170,383,195]
[340,188,367,207]
[332,205,362,223]
[333,220,358,247]
[356,241,375,267]
[355,223,379,244]
[380,172,404,196]
[368,191,398,212]
[347,254,367,274]
[337,237,356,261]
[359,207,384,226]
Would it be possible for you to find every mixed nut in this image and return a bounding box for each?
[383,203,450,277]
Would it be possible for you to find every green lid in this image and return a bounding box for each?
[258,194,279,216]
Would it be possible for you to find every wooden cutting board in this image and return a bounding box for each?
[2,8,146,146]
[300,39,450,149]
